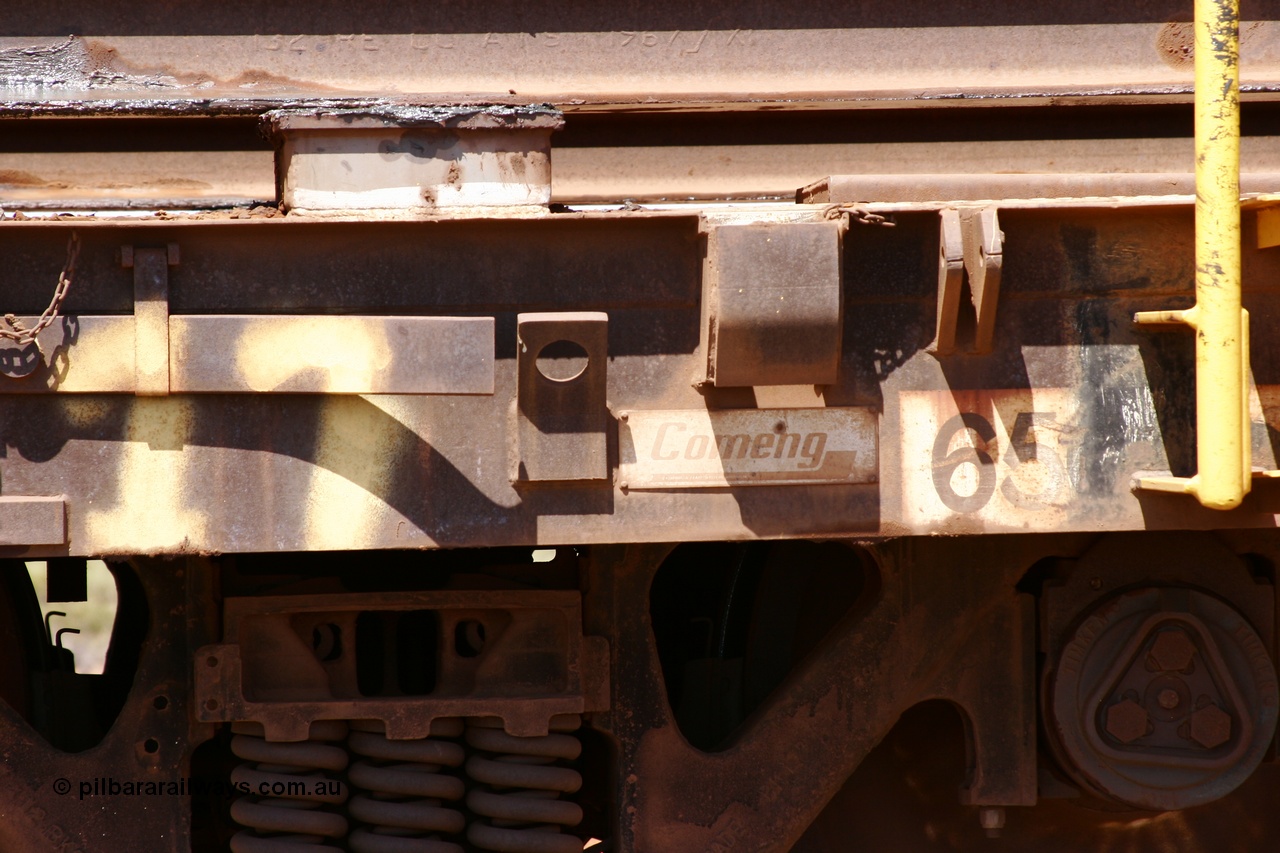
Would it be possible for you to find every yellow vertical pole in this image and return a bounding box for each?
[1136,0,1249,509]
[1194,0,1248,508]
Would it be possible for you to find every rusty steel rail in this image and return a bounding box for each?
[5,11,1280,114]
[9,102,1280,209]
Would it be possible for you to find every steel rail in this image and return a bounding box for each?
[4,21,1280,115]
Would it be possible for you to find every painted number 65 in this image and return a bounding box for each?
[931,411,1066,513]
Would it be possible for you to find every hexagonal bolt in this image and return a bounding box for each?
[1105,699,1150,744]
[1188,703,1232,749]
[1149,629,1196,672]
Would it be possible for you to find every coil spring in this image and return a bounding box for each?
[347,718,467,853]
[464,714,585,853]
[229,720,350,853]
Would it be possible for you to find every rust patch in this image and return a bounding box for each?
[80,37,204,90]
[1157,22,1196,69]
[0,170,65,188]
[80,39,123,72]
[503,150,529,181]
[74,37,178,89]
[216,68,343,93]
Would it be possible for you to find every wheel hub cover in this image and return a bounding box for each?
[1049,586,1279,810]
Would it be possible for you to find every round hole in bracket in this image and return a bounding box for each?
[455,620,487,658]
[153,696,169,711]
[205,656,219,668]
[204,699,219,711]
[535,339,589,383]
[143,738,159,754]
[311,623,343,662]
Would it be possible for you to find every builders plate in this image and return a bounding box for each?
[618,408,878,489]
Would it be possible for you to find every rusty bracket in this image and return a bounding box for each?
[0,495,67,546]
[264,106,563,212]
[1258,204,1280,249]
[10,238,496,396]
[700,220,845,387]
[515,312,609,482]
[931,206,1003,355]
[195,589,610,741]
[121,243,179,397]
[597,540,1039,853]
[26,241,492,397]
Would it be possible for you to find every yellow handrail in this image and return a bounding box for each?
[1135,0,1249,510]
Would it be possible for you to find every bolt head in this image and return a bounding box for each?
[1149,630,1196,672]
[1105,699,1150,744]
[1157,688,1181,710]
[1189,704,1232,749]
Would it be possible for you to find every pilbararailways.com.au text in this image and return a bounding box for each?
[54,776,344,800]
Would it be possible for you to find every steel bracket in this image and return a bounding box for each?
[195,590,609,741]
[931,206,1003,355]
[264,106,563,212]
[9,237,496,397]
[0,496,67,546]
[700,220,845,387]
[1258,204,1280,249]
[122,242,179,397]
[515,311,609,482]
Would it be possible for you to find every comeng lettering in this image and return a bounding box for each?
[651,422,829,469]
[620,407,877,489]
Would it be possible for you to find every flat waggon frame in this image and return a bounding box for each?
[4,197,1280,557]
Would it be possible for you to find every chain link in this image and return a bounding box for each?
[2,232,79,347]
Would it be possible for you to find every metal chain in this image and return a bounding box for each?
[2,232,79,346]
